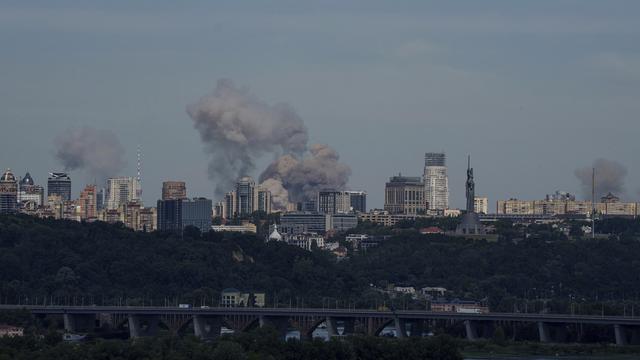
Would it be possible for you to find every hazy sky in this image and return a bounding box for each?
[1,0,639,209]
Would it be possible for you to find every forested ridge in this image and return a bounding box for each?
[1,214,640,313]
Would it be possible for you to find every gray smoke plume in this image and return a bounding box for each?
[259,144,352,210]
[187,79,309,196]
[188,80,351,207]
[54,127,126,184]
[575,158,627,199]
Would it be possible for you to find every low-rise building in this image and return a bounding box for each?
[211,223,257,233]
[420,226,444,235]
[346,234,391,251]
[430,299,489,314]
[286,232,325,251]
[0,325,24,337]
[220,289,265,307]
[497,195,638,217]
[358,210,422,227]
[421,287,447,299]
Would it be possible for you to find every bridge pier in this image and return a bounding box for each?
[538,322,551,343]
[614,324,628,346]
[464,320,478,341]
[394,318,407,338]
[193,315,222,340]
[409,320,424,337]
[128,315,160,338]
[259,316,289,339]
[63,314,95,333]
[326,317,339,337]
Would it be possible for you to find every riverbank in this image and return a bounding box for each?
[461,340,640,358]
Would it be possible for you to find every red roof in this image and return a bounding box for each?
[420,226,443,234]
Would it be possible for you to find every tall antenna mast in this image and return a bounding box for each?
[136,145,143,200]
[592,167,595,239]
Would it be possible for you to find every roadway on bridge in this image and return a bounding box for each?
[2,305,640,326]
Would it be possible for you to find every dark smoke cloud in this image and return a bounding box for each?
[54,127,126,184]
[575,158,627,199]
[259,144,352,210]
[187,79,309,196]
[188,79,351,206]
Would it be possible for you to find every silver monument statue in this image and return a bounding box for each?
[456,155,485,235]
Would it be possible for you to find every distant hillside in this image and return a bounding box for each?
[1,214,639,313]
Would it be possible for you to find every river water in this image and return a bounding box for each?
[465,357,637,360]
[222,327,634,359]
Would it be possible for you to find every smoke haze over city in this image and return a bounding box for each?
[0,1,639,207]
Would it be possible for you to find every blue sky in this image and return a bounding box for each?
[1,0,639,209]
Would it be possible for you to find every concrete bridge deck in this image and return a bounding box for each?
[2,305,639,344]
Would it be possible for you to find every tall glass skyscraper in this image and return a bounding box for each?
[0,169,18,214]
[236,176,256,216]
[47,172,72,201]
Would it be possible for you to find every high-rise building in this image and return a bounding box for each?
[317,190,346,214]
[384,175,425,215]
[157,198,212,233]
[18,172,44,207]
[106,177,141,210]
[96,188,105,211]
[423,152,449,210]
[0,169,18,214]
[257,187,272,214]
[224,191,237,219]
[138,207,157,232]
[236,176,256,216]
[162,181,187,200]
[182,198,213,231]
[317,190,367,214]
[79,184,97,220]
[47,172,71,201]
[347,191,367,213]
[157,199,182,232]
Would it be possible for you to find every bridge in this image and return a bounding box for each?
[2,305,640,345]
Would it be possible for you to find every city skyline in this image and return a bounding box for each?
[1,1,639,208]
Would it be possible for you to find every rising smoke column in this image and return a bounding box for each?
[575,158,627,199]
[259,144,351,209]
[54,127,126,183]
[188,79,351,208]
[187,79,309,196]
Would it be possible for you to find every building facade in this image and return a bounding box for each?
[157,199,182,232]
[317,190,367,214]
[47,172,71,201]
[162,181,187,200]
[347,191,367,213]
[384,175,425,215]
[157,198,212,233]
[280,212,329,234]
[257,187,272,214]
[0,169,18,214]
[423,153,449,210]
[474,196,488,215]
[182,198,213,231]
[497,196,639,217]
[106,177,141,210]
[17,172,44,207]
[78,184,97,220]
[236,176,256,216]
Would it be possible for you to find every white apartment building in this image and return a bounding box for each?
[106,177,140,210]
[423,153,449,210]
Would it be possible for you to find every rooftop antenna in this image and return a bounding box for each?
[592,167,595,239]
